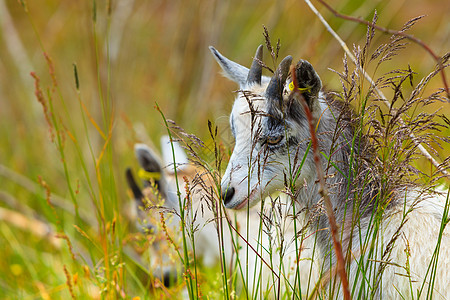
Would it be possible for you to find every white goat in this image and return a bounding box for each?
[125,140,228,287]
[126,138,320,298]
[210,45,450,299]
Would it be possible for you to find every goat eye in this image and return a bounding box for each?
[266,136,283,146]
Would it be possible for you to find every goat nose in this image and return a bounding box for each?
[221,187,235,205]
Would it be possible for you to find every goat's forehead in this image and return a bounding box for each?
[231,86,267,119]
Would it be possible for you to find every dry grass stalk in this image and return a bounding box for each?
[304,0,449,178]
[291,65,350,300]
[315,0,449,97]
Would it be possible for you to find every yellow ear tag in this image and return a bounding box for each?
[288,81,311,92]
[138,169,161,181]
[289,81,295,91]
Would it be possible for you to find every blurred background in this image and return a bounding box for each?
[0,0,448,298]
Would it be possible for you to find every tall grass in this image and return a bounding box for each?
[0,0,448,299]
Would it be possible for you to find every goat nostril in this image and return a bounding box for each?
[221,187,235,205]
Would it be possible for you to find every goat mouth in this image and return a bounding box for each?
[235,198,249,210]
[235,187,258,210]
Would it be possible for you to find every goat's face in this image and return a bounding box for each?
[210,46,323,209]
[125,144,181,287]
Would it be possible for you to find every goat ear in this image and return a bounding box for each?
[134,144,163,174]
[292,60,322,110]
[125,168,148,214]
[160,135,189,174]
[126,167,156,234]
[125,168,144,201]
[209,46,250,87]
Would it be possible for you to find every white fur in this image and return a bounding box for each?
[337,189,450,299]
[210,46,450,299]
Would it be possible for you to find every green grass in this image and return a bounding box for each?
[0,0,448,299]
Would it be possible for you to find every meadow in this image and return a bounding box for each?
[0,0,449,299]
